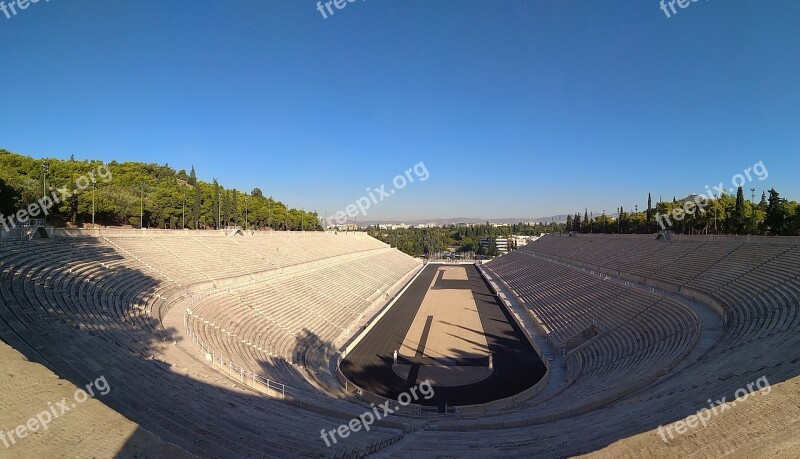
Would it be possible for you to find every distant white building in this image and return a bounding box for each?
[480,237,511,254]
[377,223,410,230]
[329,223,358,231]
[511,234,539,247]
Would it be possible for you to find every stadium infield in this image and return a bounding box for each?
[340,263,546,408]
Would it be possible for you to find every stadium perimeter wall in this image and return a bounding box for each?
[49,228,379,239]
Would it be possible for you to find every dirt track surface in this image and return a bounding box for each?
[341,263,546,407]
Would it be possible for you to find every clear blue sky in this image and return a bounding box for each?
[1,0,798,221]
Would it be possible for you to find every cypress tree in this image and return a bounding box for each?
[735,187,746,233]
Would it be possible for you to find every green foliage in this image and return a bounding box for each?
[762,188,788,236]
[0,149,320,231]
[0,176,20,216]
[367,223,543,257]
[564,189,800,237]
[734,187,746,233]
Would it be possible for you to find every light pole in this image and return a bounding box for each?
[267,202,271,229]
[140,183,145,229]
[42,160,49,225]
[91,178,96,226]
[42,160,49,199]
[244,196,248,230]
[182,187,186,229]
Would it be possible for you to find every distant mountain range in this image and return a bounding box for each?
[354,215,574,227]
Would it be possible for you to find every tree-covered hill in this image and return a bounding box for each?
[0,149,320,230]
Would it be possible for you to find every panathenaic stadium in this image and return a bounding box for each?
[2,229,799,458]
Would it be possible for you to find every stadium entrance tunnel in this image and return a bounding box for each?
[339,263,546,410]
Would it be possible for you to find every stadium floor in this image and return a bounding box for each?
[340,263,546,409]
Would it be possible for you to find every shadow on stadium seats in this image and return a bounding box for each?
[0,177,21,216]
[113,426,197,458]
[2,237,800,457]
[0,238,403,457]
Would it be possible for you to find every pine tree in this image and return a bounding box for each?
[189,166,197,186]
[488,238,498,257]
[762,188,787,236]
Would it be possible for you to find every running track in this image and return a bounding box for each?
[340,263,546,408]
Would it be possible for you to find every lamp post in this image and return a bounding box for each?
[140,183,145,229]
[244,196,248,230]
[91,178,96,226]
[182,187,186,229]
[42,160,50,225]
